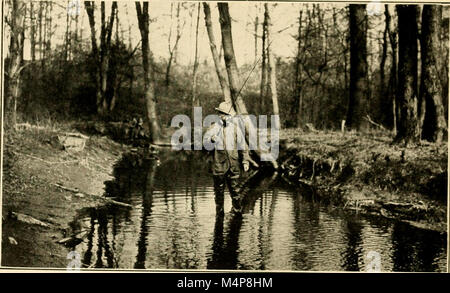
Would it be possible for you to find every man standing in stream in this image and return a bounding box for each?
[204,101,259,216]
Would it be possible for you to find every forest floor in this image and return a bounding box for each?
[278,128,448,233]
[1,123,448,268]
[1,124,130,268]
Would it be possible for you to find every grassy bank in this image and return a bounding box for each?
[1,123,129,268]
[279,129,448,233]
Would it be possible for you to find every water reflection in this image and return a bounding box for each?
[67,150,447,271]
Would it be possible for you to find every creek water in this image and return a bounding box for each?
[67,150,447,271]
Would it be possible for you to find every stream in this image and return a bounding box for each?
[66,150,447,271]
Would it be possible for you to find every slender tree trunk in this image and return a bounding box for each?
[217,3,249,114]
[380,6,388,101]
[136,2,161,143]
[347,4,368,131]
[293,9,303,128]
[165,3,183,88]
[192,3,201,107]
[260,9,268,114]
[385,5,398,132]
[85,1,117,116]
[420,5,447,142]
[100,2,117,115]
[74,9,79,54]
[254,14,258,64]
[38,2,43,61]
[5,0,26,129]
[65,1,70,61]
[47,2,53,54]
[265,4,279,120]
[85,1,102,114]
[202,2,231,103]
[395,5,420,143]
[29,2,36,61]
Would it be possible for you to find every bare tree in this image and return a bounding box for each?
[136,1,161,143]
[85,1,118,115]
[395,5,420,143]
[385,5,398,132]
[202,2,231,103]
[265,4,279,120]
[217,3,249,114]
[29,1,36,61]
[254,10,259,64]
[420,5,447,142]
[4,0,26,129]
[292,8,304,127]
[38,2,43,61]
[192,3,201,107]
[165,3,184,87]
[347,4,368,131]
[64,0,72,61]
[260,6,268,114]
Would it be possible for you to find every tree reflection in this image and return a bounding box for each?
[134,161,158,269]
[341,217,363,271]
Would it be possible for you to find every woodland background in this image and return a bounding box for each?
[3,1,449,144]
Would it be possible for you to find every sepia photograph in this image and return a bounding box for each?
[0,0,448,272]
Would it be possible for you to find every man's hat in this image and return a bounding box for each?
[215,101,236,116]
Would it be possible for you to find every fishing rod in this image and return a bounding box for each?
[226,38,275,115]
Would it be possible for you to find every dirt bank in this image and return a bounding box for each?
[279,129,448,233]
[1,124,130,268]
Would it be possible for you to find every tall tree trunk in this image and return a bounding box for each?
[441,10,449,122]
[38,2,43,61]
[420,5,447,142]
[29,2,36,61]
[136,2,161,143]
[293,9,303,128]
[100,2,117,115]
[192,3,201,107]
[265,4,279,120]
[379,5,388,110]
[64,1,70,61]
[85,1,117,116]
[395,5,420,143]
[347,4,368,131]
[385,5,398,132]
[217,3,249,114]
[254,14,259,64]
[165,3,183,88]
[5,0,26,129]
[202,2,231,104]
[85,1,102,114]
[48,2,53,54]
[260,8,268,114]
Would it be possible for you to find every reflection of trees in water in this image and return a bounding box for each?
[290,189,320,270]
[95,212,114,268]
[67,151,446,271]
[69,153,157,269]
[341,217,363,271]
[134,161,157,269]
[391,222,446,272]
[77,208,122,268]
[82,216,95,267]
